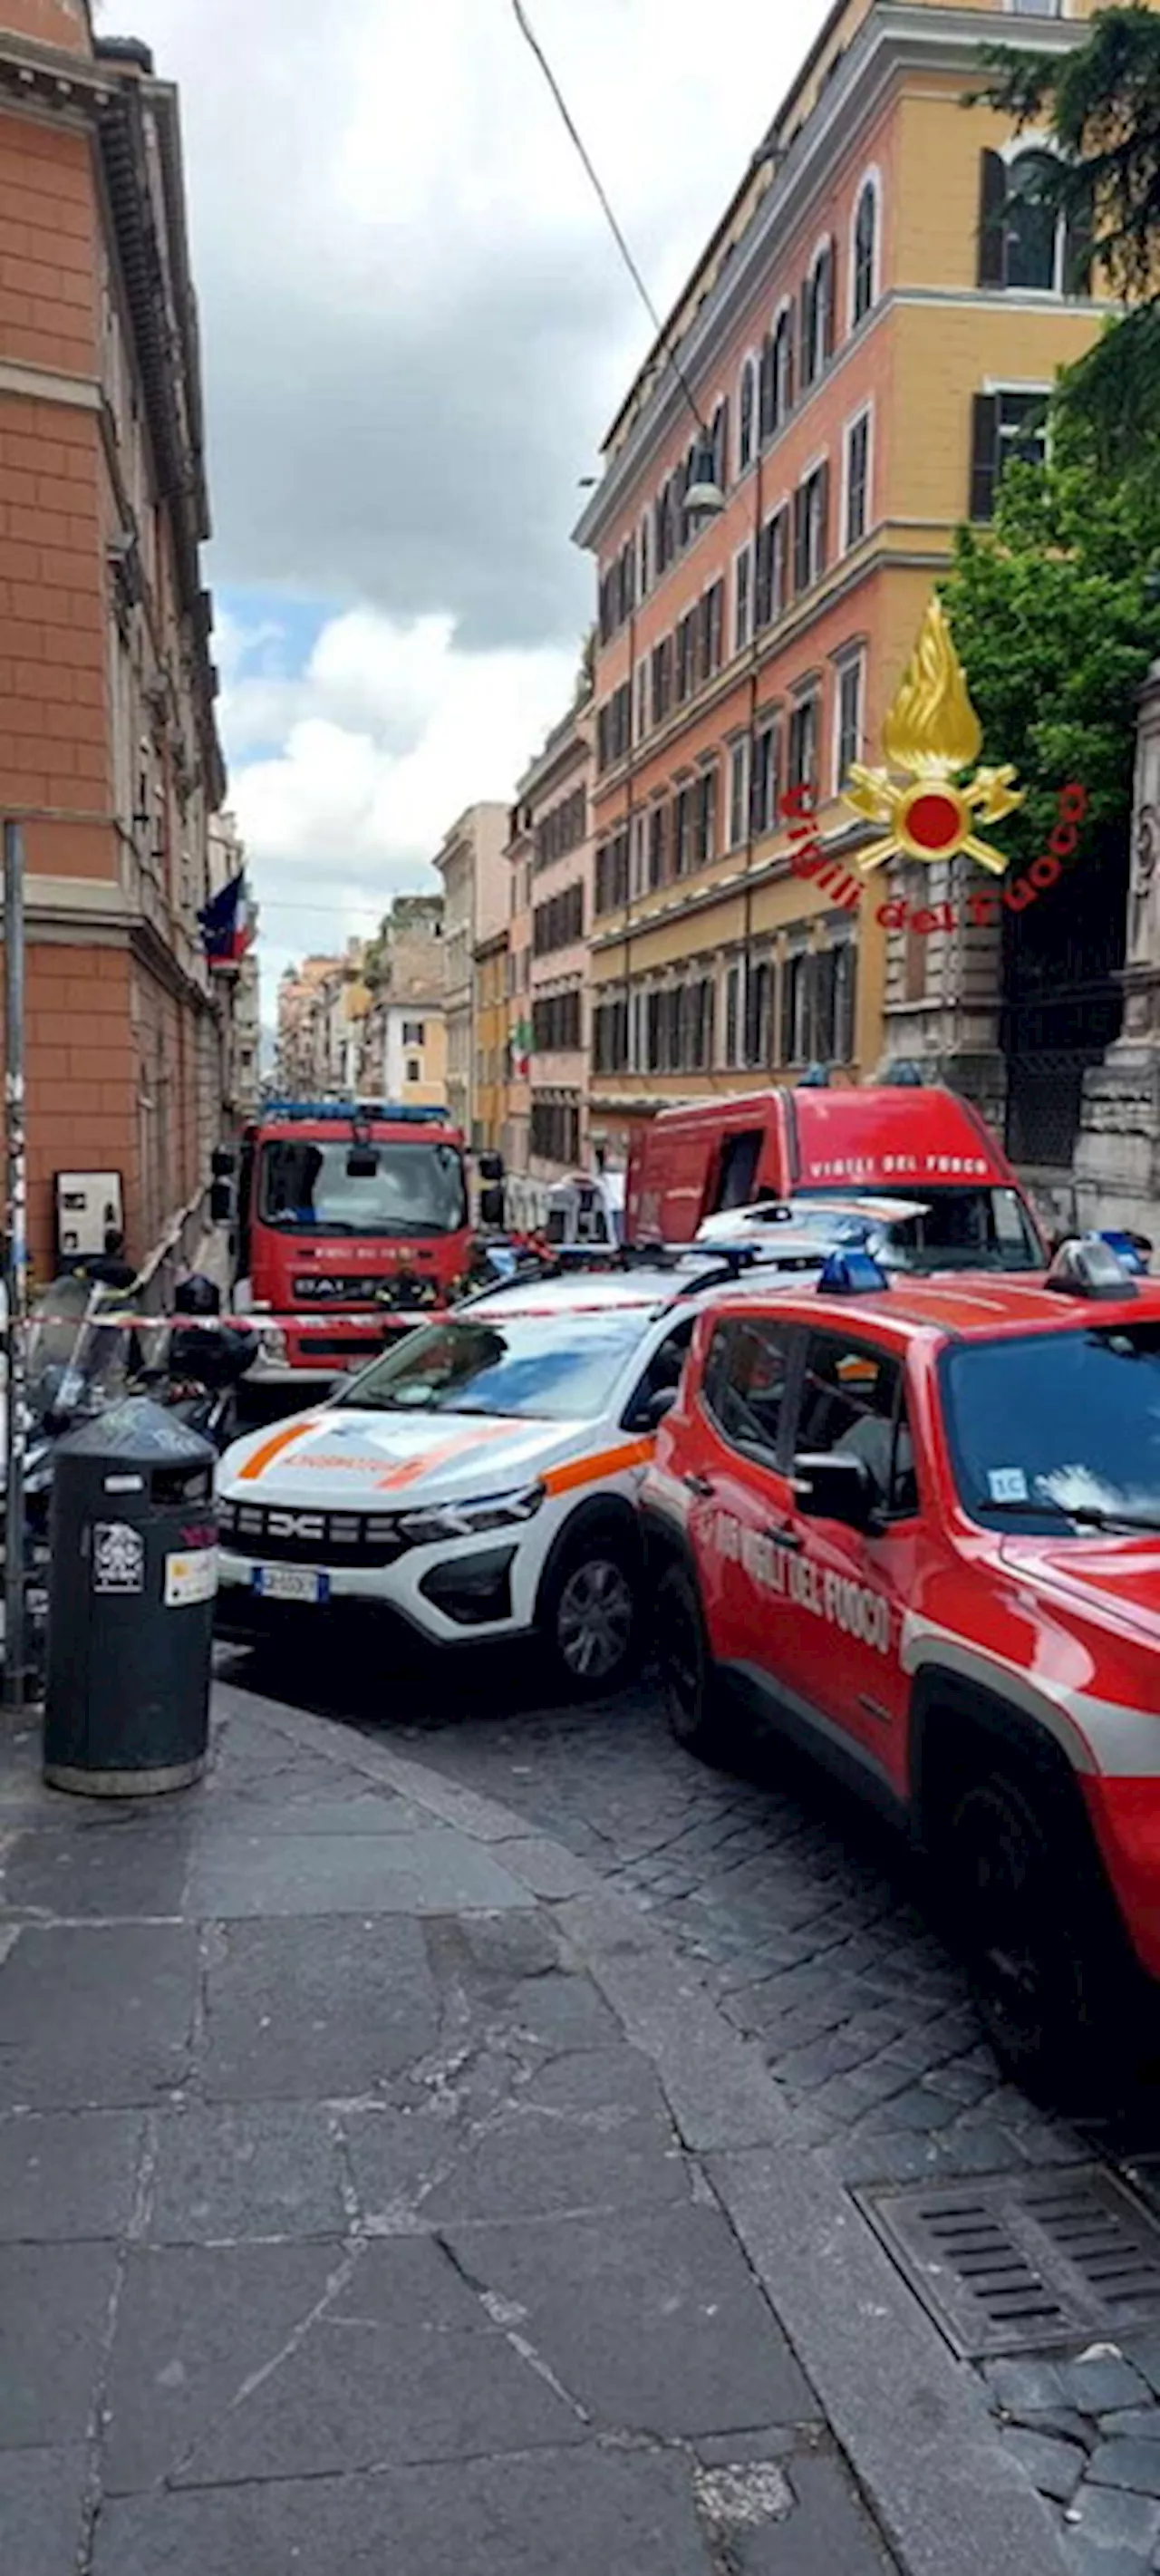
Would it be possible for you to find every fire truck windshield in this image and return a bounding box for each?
[258,1138,468,1237]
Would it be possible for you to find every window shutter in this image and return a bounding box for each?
[799,276,812,379]
[822,244,835,360]
[784,306,795,411]
[817,462,830,574]
[969,392,1000,519]
[759,333,776,441]
[1064,192,1094,296]
[793,486,808,593]
[977,150,1007,289]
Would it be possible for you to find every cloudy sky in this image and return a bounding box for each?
[125,0,831,1018]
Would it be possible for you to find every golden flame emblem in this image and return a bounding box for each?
[843,597,1023,876]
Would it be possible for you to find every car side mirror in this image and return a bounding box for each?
[478,1185,506,1228]
[792,1450,878,1532]
[640,1385,678,1430]
[209,1180,234,1225]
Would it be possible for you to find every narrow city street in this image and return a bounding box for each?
[228,1626,1160,2575]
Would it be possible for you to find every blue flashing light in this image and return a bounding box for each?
[818,1247,890,1297]
[261,1099,450,1127]
[1098,1229,1149,1277]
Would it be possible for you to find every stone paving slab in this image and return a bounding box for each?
[146,2103,351,2242]
[0,1921,199,2109]
[0,2239,119,2448]
[0,2446,87,2576]
[0,2106,144,2239]
[200,1913,440,2101]
[441,2203,817,2436]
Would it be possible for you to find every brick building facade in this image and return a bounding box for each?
[0,0,228,1276]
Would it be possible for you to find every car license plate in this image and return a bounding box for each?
[251,1566,330,1605]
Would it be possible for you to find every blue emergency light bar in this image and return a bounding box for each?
[261,1100,450,1127]
[818,1248,891,1296]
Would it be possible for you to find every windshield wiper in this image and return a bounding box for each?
[979,1496,1160,1532]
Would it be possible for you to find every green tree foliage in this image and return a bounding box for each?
[942,435,1160,875]
[974,5,1160,476]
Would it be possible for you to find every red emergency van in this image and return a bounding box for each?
[229,1101,481,1406]
[624,1081,1049,1273]
[643,1235,1160,2098]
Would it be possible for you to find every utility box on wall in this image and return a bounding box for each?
[54,1171,125,1268]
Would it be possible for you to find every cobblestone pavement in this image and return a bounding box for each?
[232,1636,1160,2575]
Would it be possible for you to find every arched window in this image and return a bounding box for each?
[1005,149,1061,290]
[977,146,1090,295]
[772,305,794,425]
[739,356,757,472]
[800,239,835,390]
[852,178,877,325]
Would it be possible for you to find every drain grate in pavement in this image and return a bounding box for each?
[856,2166,1160,2359]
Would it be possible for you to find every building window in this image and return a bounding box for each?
[533,880,585,955]
[729,739,749,849]
[773,305,794,427]
[735,542,752,653]
[631,811,649,899]
[750,718,778,839]
[788,693,819,800]
[635,661,649,746]
[755,507,788,628]
[638,510,651,598]
[596,683,631,773]
[533,785,588,871]
[739,355,757,471]
[406,1058,421,1083]
[652,633,673,727]
[800,240,835,390]
[648,802,668,888]
[744,959,773,1068]
[851,176,878,326]
[402,1020,425,1046]
[779,942,857,1068]
[594,828,630,915]
[673,782,694,876]
[845,410,870,549]
[700,578,724,681]
[977,147,1088,295]
[692,767,718,869]
[532,989,583,1051]
[793,463,829,592]
[724,961,742,1068]
[969,386,1049,518]
[710,396,730,499]
[834,654,864,790]
[676,607,699,704]
[531,1097,583,1162]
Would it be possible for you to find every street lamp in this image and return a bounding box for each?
[684,435,726,526]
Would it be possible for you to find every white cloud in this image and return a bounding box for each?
[223,607,577,990]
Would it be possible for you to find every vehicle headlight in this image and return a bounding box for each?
[259,1327,287,1363]
[398,1482,545,1545]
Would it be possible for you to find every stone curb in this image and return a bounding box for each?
[220,1680,1069,2576]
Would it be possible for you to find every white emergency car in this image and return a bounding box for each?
[215,1252,811,1694]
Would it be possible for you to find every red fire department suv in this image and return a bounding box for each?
[643,1236,1160,2097]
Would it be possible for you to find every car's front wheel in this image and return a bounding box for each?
[540,1525,641,1699]
[656,1563,735,1763]
[947,1769,1121,2106]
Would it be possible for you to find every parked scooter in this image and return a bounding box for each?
[156,1273,256,1453]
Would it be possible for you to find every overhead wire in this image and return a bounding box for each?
[509,0,707,438]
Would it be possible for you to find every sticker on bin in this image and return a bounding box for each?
[164,1548,219,1608]
[251,1565,330,1604]
[93,1523,145,1595]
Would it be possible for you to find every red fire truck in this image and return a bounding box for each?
[224,1100,497,1413]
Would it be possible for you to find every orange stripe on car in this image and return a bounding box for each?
[541,1437,654,1499]
[237,1419,320,1483]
